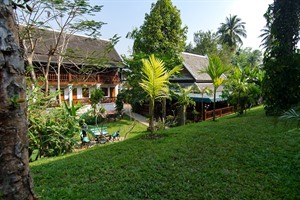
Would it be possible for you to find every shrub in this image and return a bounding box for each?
[115,91,126,114]
[90,88,104,115]
[79,110,104,125]
[27,85,80,161]
[28,106,80,161]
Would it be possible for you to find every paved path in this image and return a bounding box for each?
[123,104,149,127]
[77,103,149,127]
[77,103,117,115]
[77,104,91,116]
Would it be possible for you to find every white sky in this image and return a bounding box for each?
[90,0,274,56]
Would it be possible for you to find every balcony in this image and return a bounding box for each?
[68,97,117,105]
[35,73,120,85]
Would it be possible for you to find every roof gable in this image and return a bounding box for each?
[181,52,211,82]
[23,27,122,66]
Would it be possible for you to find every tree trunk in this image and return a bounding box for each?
[201,95,204,121]
[178,105,186,126]
[57,33,69,105]
[182,105,186,126]
[44,55,52,96]
[22,26,38,84]
[213,88,216,121]
[0,2,35,199]
[149,100,155,133]
[162,97,166,121]
[26,53,37,83]
[57,62,61,105]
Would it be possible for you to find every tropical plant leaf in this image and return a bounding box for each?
[139,54,181,132]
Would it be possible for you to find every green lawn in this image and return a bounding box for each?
[30,106,300,199]
[87,115,148,140]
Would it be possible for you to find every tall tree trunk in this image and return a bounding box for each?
[27,55,37,83]
[178,105,186,126]
[57,62,61,105]
[23,37,36,84]
[238,91,242,114]
[149,99,155,133]
[0,2,35,199]
[201,94,204,121]
[182,105,186,126]
[213,88,216,121]
[57,33,69,105]
[44,54,53,96]
[162,97,166,122]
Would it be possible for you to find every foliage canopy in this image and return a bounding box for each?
[217,14,247,52]
[129,0,187,69]
[262,0,300,115]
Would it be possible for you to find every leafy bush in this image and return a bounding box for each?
[79,110,103,125]
[222,66,263,115]
[64,101,82,116]
[115,91,126,114]
[90,88,104,114]
[165,115,178,127]
[27,85,80,161]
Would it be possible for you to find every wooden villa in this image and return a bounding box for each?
[171,52,233,120]
[24,27,123,105]
[136,52,233,121]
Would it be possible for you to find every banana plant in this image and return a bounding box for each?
[63,101,82,117]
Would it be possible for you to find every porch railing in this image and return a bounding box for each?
[36,73,120,84]
[204,106,234,121]
[63,97,117,105]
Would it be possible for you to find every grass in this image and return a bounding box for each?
[88,115,147,140]
[30,106,300,199]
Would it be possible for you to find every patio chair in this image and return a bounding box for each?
[111,128,120,141]
[89,126,110,144]
[80,130,90,147]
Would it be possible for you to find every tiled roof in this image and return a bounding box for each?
[195,83,224,92]
[181,52,211,81]
[22,27,122,66]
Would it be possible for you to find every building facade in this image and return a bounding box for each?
[24,27,123,104]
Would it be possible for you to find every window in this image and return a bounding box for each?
[82,88,89,98]
[101,88,108,96]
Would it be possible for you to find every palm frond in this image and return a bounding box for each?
[279,108,300,121]
[140,54,180,100]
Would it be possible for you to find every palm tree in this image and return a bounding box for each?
[199,55,229,121]
[172,85,195,126]
[229,67,250,114]
[140,54,181,132]
[223,65,263,115]
[259,4,274,52]
[217,14,247,52]
[259,25,274,55]
[198,86,213,120]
